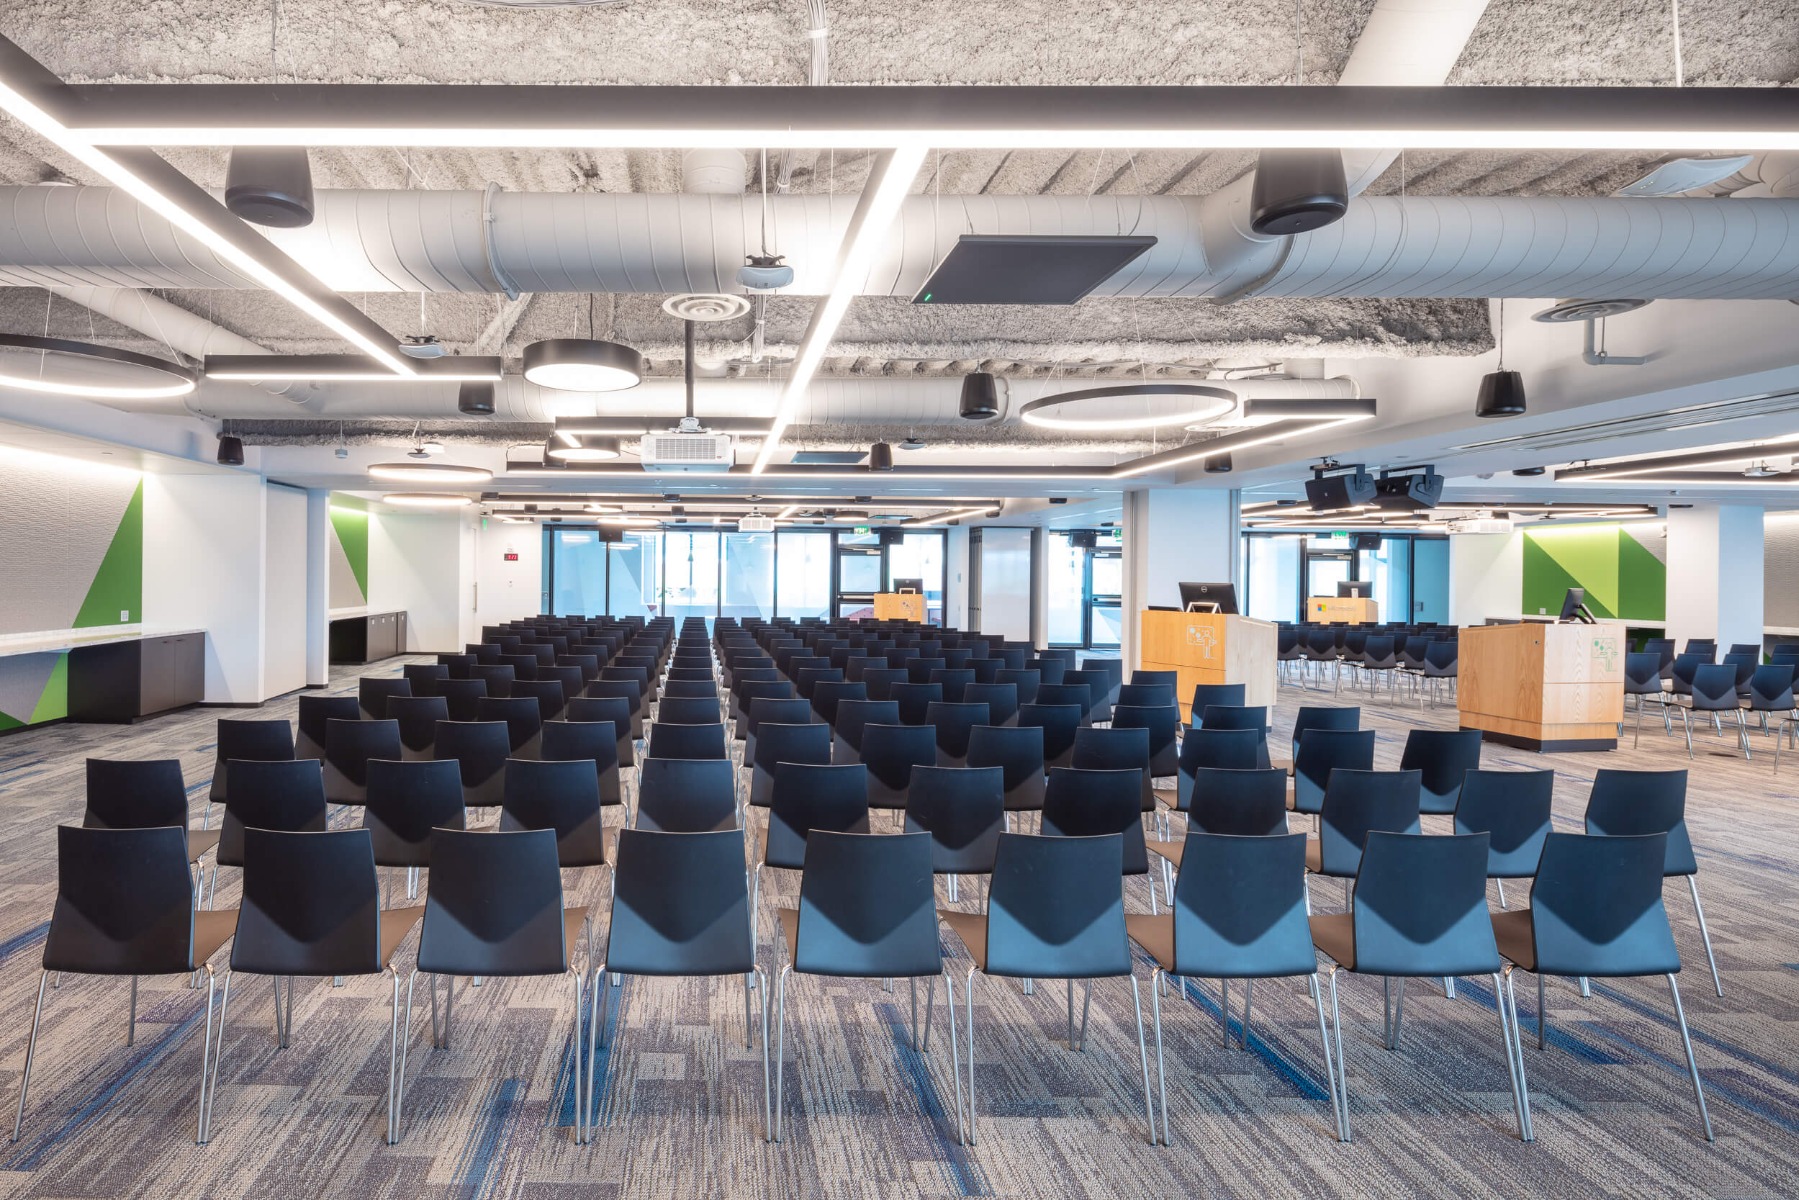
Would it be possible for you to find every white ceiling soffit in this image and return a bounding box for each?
[1451,387,1799,458]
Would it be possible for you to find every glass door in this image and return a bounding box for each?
[1304,550,1352,601]
[834,536,884,621]
[1088,549,1123,648]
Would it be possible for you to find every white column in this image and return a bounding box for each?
[305,489,332,687]
[1121,488,1238,671]
[1666,505,1764,650]
[1447,531,1523,626]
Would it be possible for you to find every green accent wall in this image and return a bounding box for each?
[330,506,370,602]
[72,480,144,628]
[26,655,68,724]
[1522,526,1665,621]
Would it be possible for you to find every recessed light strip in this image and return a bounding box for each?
[205,354,501,382]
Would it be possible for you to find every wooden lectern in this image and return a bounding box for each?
[873,593,926,622]
[1307,596,1379,624]
[1458,622,1625,752]
[1139,610,1278,723]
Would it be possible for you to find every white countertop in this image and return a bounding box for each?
[0,626,207,659]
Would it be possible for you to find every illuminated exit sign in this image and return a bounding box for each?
[503,552,519,562]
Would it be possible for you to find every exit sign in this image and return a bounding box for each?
[855,525,871,534]
[503,552,519,562]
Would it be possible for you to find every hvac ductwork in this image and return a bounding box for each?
[2,186,1797,302]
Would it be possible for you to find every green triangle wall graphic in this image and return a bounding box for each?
[330,506,370,602]
[26,654,68,724]
[0,711,22,732]
[73,480,144,628]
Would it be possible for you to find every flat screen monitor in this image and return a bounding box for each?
[1337,580,1372,598]
[1178,581,1238,615]
[891,577,925,595]
[1559,586,1596,624]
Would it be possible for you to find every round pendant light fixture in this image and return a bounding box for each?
[1018,383,1237,432]
[382,493,473,508]
[522,338,645,393]
[368,462,494,484]
[0,335,196,400]
[546,436,623,463]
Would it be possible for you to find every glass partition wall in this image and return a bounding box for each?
[1046,531,1124,649]
[1241,530,1449,624]
[546,525,946,622]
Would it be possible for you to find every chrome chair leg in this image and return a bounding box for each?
[1128,975,1155,1146]
[126,975,138,1047]
[1078,978,1094,1051]
[391,970,417,1144]
[961,969,979,1146]
[1325,968,1351,1142]
[1219,977,1231,1046]
[1496,968,1533,1142]
[11,971,49,1142]
[1239,978,1254,1049]
[194,968,224,1144]
[1687,875,1724,997]
[1667,974,1715,1142]
[569,971,587,1144]
[1537,970,1548,1050]
[944,971,965,1146]
[1308,971,1346,1142]
[1149,969,1169,1146]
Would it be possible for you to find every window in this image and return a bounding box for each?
[1243,534,1302,622]
[776,531,832,619]
[887,532,946,623]
[1358,537,1411,623]
[722,531,775,620]
[607,532,658,618]
[662,530,721,622]
[549,528,608,616]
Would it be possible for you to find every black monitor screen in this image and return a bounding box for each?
[1559,587,1595,623]
[1178,581,1238,614]
[1337,580,1372,598]
[891,577,925,594]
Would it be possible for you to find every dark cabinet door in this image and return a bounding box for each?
[396,612,409,654]
[139,637,176,715]
[173,634,206,706]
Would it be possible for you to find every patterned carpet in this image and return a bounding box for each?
[0,658,1793,1198]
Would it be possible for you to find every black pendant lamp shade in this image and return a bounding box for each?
[225,147,315,228]
[522,339,645,392]
[1249,149,1349,236]
[216,435,245,466]
[1204,453,1233,473]
[868,442,894,471]
[1475,369,1527,418]
[959,372,1001,420]
[458,381,496,415]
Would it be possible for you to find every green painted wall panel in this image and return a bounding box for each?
[27,654,67,724]
[72,480,144,628]
[1522,524,1666,622]
[1616,529,1667,621]
[330,505,370,602]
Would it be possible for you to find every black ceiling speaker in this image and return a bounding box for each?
[1304,467,1376,512]
[216,435,245,466]
[1374,470,1445,511]
[1512,466,1546,476]
[959,372,1002,420]
[1204,453,1233,473]
[458,381,496,415]
[1249,149,1349,236]
[868,442,894,471]
[225,147,315,228]
[1476,369,1527,418]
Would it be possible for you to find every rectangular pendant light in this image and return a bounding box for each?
[204,354,503,381]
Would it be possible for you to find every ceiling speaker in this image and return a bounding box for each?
[1204,453,1233,473]
[458,381,496,415]
[225,147,315,228]
[1304,468,1376,512]
[868,442,894,471]
[959,372,1001,420]
[1374,471,1446,511]
[1476,370,1527,418]
[1249,149,1348,236]
[216,435,245,466]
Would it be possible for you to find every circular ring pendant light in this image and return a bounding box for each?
[368,462,494,483]
[546,436,624,462]
[522,338,645,393]
[1017,383,1237,432]
[0,335,196,400]
[382,493,473,508]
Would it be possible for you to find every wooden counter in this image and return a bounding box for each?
[873,593,926,622]
[1308,596,1380,624]
[1139,610,1278,722]
[1458,622,1625,752]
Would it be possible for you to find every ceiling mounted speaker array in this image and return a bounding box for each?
[1249,149,1348,236]
[1304,466,1376,512]
[1374,469,1446,511]
[225,147,315,228]
[959,372,1001,420]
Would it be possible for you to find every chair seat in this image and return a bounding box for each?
[1490,909,1536,971]
[1304,836,1322,873]
[776,906,799,960]
[1308,912,1355,970]
[1124,912,1174,971]
[188,828,222,862]
[1284,781,1298,810]
[564,907,591,965]
[192,909,240,967]
[1146,838,1184,867]
[938,909,988,971]
[379,906,426,965]
[1271,756,1293,775]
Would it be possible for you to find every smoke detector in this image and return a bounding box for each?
[1532,298,1652,324]
[898,436,926,451]
[738,254,795,293]
[400,334,448,359]
[661,294,752,323]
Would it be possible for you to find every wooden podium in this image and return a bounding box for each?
[873,593,926,622]
[1307,596,1379,624]
[1139,610,1278,723]
[1458,622,1625,752]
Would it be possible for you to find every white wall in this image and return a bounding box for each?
[1667,505,1763,649]
[974,527,1032,641]
[262,484,309,696]
[1121,488,1238,669]
[368,508,471,653]
[944,525,970,628]
[474,517,546,627]
[1448,531,1523,626]
[143,473,270,704]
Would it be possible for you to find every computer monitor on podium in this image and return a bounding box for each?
[891,577,924,595]
[1558,586,1596,624]
[1337,580,1372,599]
[1178,581,1238,615]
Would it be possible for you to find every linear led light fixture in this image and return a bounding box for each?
[0,40,414,376]
[51,83,1799,153]
[1554,435,1799,481]
[753,145,928,474]
[1111,409,1376,479]
[205,354,503,382]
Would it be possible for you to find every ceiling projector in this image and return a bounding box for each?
[1373,467,1446,511]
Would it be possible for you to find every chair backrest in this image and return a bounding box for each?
[1315,768,1422,878]
[44,825,199,975]
[1350,832,1498,977]
[966,724,1046,800]
[325,717,404,785]
[984,833,1130,979]
[1687,663,1740,710]
[84,758,187,829]
[833,699,901,753]
[1171,832,1316,980]
[1131,669,1178,692]
[1584,768,1695,875]
[219,759,329,865]
[500,758,606,867]
[748,696,814,738]
[431,720,513,791]
[296,694,360,756]
[1292,728,1377,815]
[233,828,381,975]
[1035,682,1091,719]
[903,765,1005,875]
[858,722,939,791]
[1398,728,1483,815]
[891,682,944,725]
[1454,768,1555,878]
[469,663,517,698]
[1188,682,1246,719]
[540,718,621,775]
[811,680,867,726]
[1110,704,1180,770]
[1187,768,1289,836]
[1745,663,1797,710]
[417,828,570,976]
[1528,832,1680,977]
[1197,704,1268,738]
[905,657,948,684]
[766,762,871,869]
[663,679,719,700]
[403,663,449,696]
[387,696,451,753]
[658,696,721,726]
[1071,725,1152,809]
[647,721,729,761]
[1623,651,1663,694]
[635,759,739,832]
[1041,766,1147,874]
[476,697,543,752]
[996,668,1041,705]
[605,829,755,976]
[1290,705,1360,756]
[1017,702,1082,765]
[215,718,295,773]
[1175,727,1263,812]
[362,758,466,861]
[753,720,833,778]
[794,831,941,978]
[1026,657,1067,685]
[1117,683,1175,709]
[509,678,567,722]
[359,677,413,719]
[926,701,990,758]
[961,682,1019,728]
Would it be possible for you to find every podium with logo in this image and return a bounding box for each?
[1458,622,1625,751]
[1138,610,1278,723]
